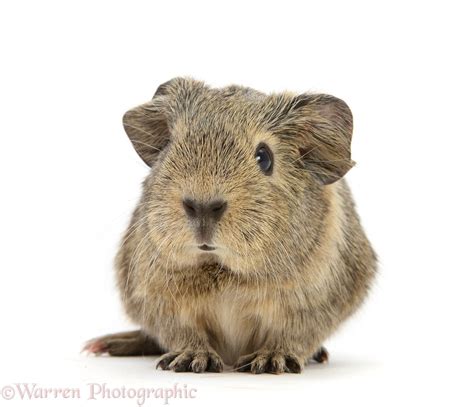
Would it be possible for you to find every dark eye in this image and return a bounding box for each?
[255,143,273,175]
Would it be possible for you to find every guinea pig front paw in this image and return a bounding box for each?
[234,350,304,374]
[156,349,223,373]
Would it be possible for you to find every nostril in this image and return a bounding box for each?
[212,203,223,212]
[209,200,227,219]
[183,198,198,218]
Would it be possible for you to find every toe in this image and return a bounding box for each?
[314,347,329,364]
[169,352,193,372]
[190,352,209,373]
[284,355,303,373]
[251,354,270,374]
[268,354,286,374]
[156,352,179,370]
[207,354,224,372]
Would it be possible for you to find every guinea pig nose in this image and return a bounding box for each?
[182,198,228,222]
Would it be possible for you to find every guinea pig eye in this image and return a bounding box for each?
[255,143,273,175]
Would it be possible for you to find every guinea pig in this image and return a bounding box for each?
[84,77,377,374]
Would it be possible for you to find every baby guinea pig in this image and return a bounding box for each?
[84,77,377,374]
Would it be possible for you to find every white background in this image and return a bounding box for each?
[1,1,473,406]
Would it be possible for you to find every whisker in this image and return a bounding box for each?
[123,122,157,140]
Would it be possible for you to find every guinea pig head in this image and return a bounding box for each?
[122,78,354,276]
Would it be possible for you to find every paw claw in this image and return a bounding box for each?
[156,352,180,370]
[235,351,303,374]
[156,350,223,373]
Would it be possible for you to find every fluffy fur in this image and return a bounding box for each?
[84,78,377,374]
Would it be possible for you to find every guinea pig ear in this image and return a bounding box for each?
[122,85,171,167]
[285,93,355,185]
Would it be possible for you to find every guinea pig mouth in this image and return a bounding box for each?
[198,244,216,251]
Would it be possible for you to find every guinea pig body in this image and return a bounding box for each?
[85,78,377,374]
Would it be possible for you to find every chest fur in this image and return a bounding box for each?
[180,291,276,365]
